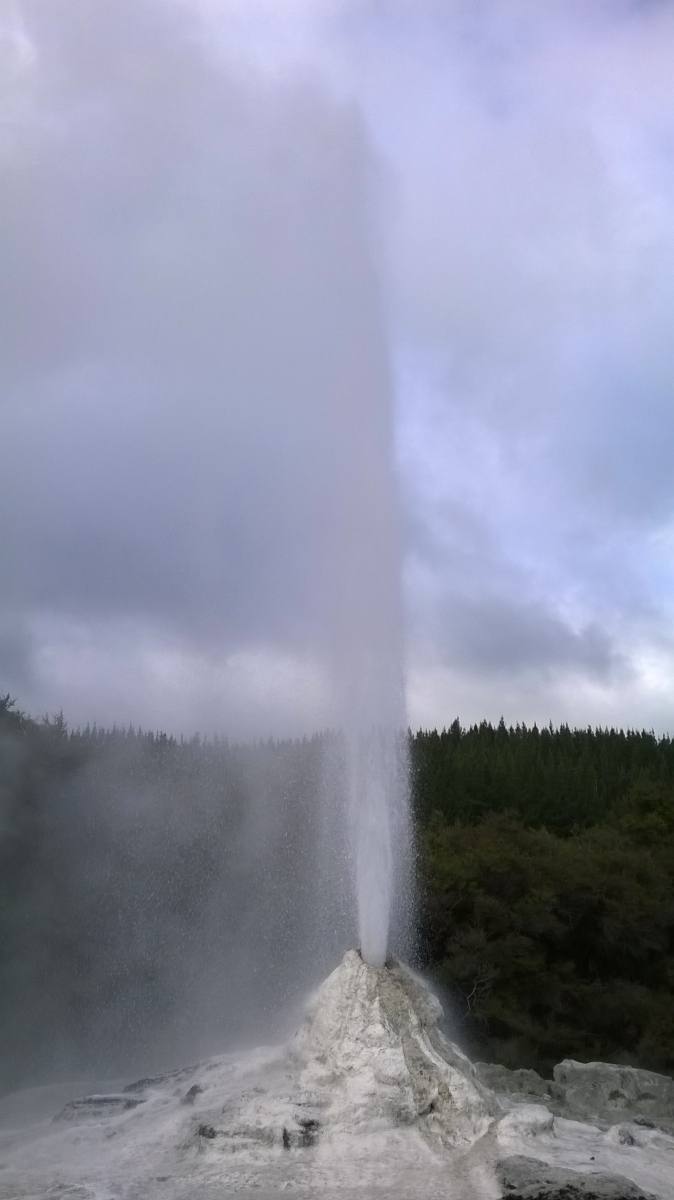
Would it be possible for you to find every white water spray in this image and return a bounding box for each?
[322,257,412,966]
[346,730,408,966]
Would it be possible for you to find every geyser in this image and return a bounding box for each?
[346,731,407,967]
[324,298,411,967]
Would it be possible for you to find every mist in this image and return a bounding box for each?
[0,0,414,1091]
[0,716,353,1093]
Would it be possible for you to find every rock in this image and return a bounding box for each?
[475,1058,674,1134]
[282,1117,320,1148]
[497,1105,556,1145]
[290,949,497,1147]
[476,1064,566,1108]
[123,1070,182,1094]
[164,952,497,1158]
[553,1062,674,1131]
[498,1155,657,1200]
[54,1094,144,1122]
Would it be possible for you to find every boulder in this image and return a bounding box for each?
[475,1063,566,1109]
[499,1155,657,1200]
[553,1061,674,1131]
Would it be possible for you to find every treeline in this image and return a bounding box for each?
[412,718,674,830]
[1,698,673,1089]
[414,719,674,1076]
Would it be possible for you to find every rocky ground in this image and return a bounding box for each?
[0,952,673,1200]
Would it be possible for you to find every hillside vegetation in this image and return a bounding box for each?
[414,721,674,1074]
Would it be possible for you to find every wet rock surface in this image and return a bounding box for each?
[476,1059,674,1135]
[553,1062,674,1133]
[476,1064,567,1109]
[2,954,674,1200]
[54,1094,144,1122]
[124,1071,183,1094]
[499,1155,657,1200]
[288,950,497,1148]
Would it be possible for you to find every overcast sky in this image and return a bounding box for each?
[2,0,674,736]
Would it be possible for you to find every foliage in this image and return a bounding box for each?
[419,786,674,1075]
[411,718,674,1077]
[411,718,674,831]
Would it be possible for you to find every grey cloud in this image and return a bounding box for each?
[0,0,394,672]
[434,592,620,678]
[364,0,674,724]
[563,325,674,529]
[0,615,34,697]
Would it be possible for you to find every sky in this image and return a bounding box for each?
[1,0,674,737]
